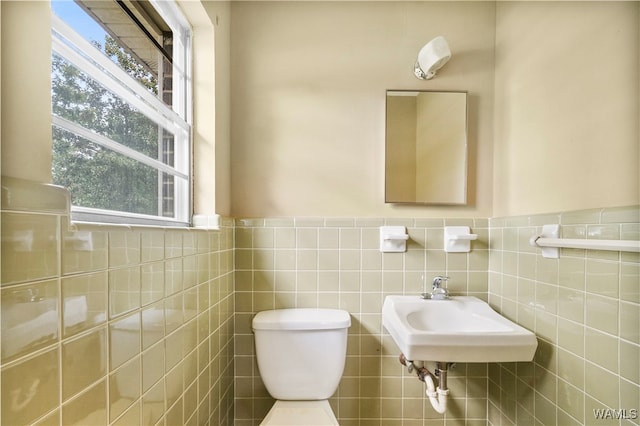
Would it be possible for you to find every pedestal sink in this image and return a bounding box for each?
[382,295,538,362]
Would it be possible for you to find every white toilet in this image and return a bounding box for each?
[252,308,351,425]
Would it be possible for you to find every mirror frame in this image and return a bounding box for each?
[384,90,469,205]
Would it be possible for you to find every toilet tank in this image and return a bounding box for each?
[252,308,351,400]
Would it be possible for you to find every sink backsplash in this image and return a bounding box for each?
[234,216,490,425]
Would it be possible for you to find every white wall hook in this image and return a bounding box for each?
[380,226,409,252]
[443,226,477,253]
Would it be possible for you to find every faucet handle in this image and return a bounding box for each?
[432,275,449,288]
[420,275,450,299]
[430,276,450,300]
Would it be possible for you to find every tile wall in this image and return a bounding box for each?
[487,206,640,426]
[233,217,490,426]
[0,178,235,425]
[2,177,637,426]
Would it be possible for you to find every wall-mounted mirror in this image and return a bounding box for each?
[385,90,468,204]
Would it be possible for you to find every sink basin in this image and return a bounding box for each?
[382,295,538,362]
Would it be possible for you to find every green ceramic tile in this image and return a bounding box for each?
[318,228,339,249]
[62,328,107,400]
[585,259,619,298]
[561,208,602,225]
[557,347,585,389]
[1,347,60,425]
[61,380,107,426]
[108,358,140,423]
[557,378,584,423]
[601,205,640,224]
[0,177,71,213]
[621,262,640,303]
[557,318,584,356]
[108,266,141,318]
[62,225,108,275]
[108,231,140,268]
[585,363,619,409]
[620,301,640,344]
[585,293,618,335]
[1,279,59,361]
[620,339,640,384]
[585,328,618,373]
[1,212,59,285]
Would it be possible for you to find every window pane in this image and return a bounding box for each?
[51,1,107,47]
[51,0,171,106]
[52,53,176,162]
[51,0,190,225]
[52,128,181,218]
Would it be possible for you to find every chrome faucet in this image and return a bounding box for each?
[421,275,450,300]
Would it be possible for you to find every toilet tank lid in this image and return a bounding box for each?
[252,308,351,331]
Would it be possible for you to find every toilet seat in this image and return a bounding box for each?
[260,400,338,426]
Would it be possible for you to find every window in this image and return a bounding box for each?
[51,0,192,226]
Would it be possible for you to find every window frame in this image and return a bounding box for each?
[51,0,193,227]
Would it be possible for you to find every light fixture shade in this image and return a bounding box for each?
[414,36,451,80]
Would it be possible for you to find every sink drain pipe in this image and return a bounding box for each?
[424,362,450,414]
[399,354,450,414]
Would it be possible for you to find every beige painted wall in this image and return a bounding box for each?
[3,1,636,220]
[209,2,232,217]
[184,1,232,217]
[1,1,52,183]
[1,3,2,182]
[493,1,640,217]
[230,1,496,218]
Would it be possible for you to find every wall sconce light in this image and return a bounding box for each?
[414,36,451,80]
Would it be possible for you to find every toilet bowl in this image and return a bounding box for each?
[252,308,351,425]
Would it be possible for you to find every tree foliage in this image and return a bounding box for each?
[52,36,167,216]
